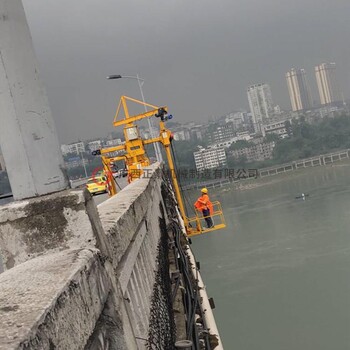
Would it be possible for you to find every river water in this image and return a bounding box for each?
[191,163,350,349]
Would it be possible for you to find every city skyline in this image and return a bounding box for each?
[248,62,343,121]
[20,0,350,144]
[58,61,347,149]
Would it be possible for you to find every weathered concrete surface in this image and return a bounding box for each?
[0,159,221,349]
[0,163,169,349]
[85,294,128,350]
[98,164,168,342]
[0,249,113,350]
[98,164,163,271]
[0,0,68,200]
[0,189,107,271]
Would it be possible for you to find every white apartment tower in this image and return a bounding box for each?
[315,63,342,105]
[286,68,313,111]
[247,83,273,133]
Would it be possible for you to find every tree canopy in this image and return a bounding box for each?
[272,114,350,164]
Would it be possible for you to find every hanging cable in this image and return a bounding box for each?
[170,142,196,217]
[169,219,211,349]
[101,157,122,191]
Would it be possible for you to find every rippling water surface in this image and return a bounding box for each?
[191,164,350,349]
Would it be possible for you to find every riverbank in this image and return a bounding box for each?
[218,158,350,193]
[182,148,350,193]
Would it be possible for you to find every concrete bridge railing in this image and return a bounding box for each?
[0,163,176,349]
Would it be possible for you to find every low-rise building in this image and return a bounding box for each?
[61,142,85,156]
[208,139,236,149]
[64,156,88,169]
[262,120,290,139]
[236,131,252,141]
[173,129,191,141]
[105,138,123,147]
[87,140,103,152]
[229,141,275,163]
[318,105,342,118]
[208,131,253,149]
[186,123,208,141]
[225,111,248,130]
[194,147,227,171]
[191,128,204,141]
[207,123,236,144]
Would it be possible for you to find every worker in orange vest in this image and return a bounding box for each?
[194,188,214,228]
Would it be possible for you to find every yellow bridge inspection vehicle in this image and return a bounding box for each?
[93,95,226,237]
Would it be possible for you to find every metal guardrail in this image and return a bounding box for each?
[183,149,350,191]
[69,177,90,188]
[187,201,226,236]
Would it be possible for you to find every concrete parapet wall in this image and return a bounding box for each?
[98,165,167,344]
[0,163,171,349]
[98,166,162,270]
[0,249,113,350]
[0,189,104,270]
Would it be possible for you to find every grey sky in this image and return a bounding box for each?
[23,0,350,144]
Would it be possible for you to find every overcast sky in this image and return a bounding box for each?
[22,0,350,144]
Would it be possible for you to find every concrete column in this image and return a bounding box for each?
[0,0,68,200]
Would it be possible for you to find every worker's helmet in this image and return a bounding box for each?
[201,188,208,194]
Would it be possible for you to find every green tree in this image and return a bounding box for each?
[171,140,204,168]
[264,133,279,143]
[285,120,293,137]
[271,113,350,165]
[229,140,251,150]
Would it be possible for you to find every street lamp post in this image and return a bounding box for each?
[107,74,163,162]
[78,148,88,178]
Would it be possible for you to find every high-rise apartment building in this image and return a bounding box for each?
[247,83,273,133]
[286,68,313,111]
[315,63,342,105]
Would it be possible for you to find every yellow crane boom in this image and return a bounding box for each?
[94,95,226,237]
